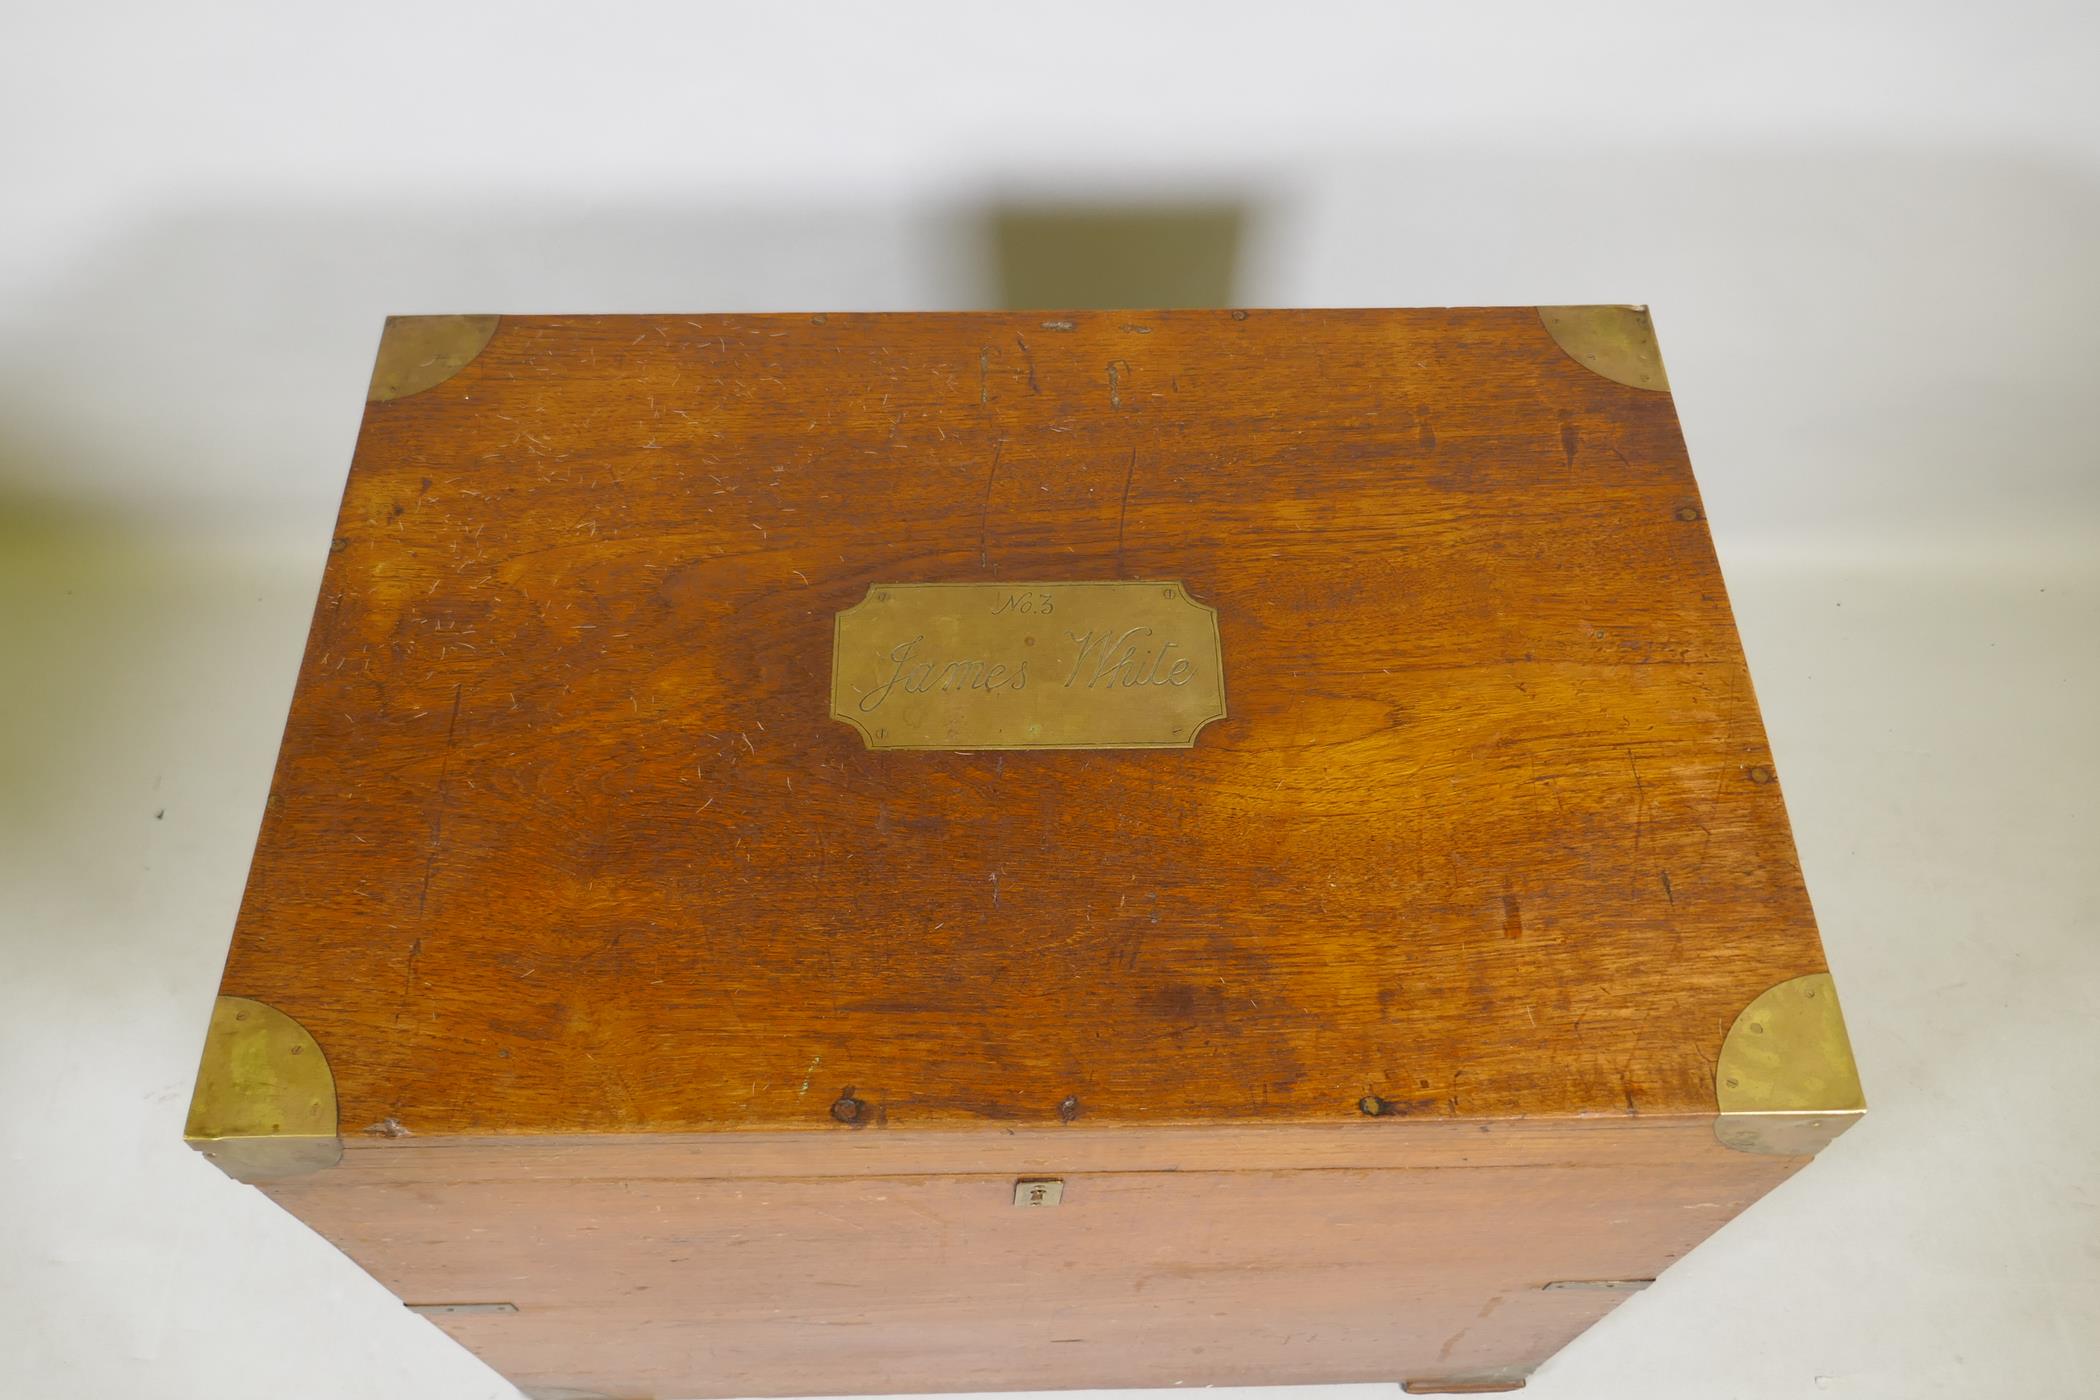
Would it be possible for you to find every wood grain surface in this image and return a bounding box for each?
[265,1117,1798,1398]
[219,308,1826,1143]
[294,1112,1798,1183]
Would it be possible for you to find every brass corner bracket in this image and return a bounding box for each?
[184,995,342,1182]
[368,314,501,402]
[1714,972,1865,1156]
[1537,305,1670,392]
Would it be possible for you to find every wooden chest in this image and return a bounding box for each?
[186,307,1863,1398]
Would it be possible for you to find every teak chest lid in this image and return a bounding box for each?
[192,308,1858,1173]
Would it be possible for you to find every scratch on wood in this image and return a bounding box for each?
[1108,360,1129,409]
[979,347,990,405]
[1116,448,1137,576]
[1013,334,1039,392]
[978,440,1004,571]
[1435,1293,1504,1363]
[418,684,464,916]
[1628,750,1646,854]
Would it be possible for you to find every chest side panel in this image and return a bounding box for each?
[267,1121,1797,1398]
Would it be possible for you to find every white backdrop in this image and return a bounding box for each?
[2,5,2096,1399]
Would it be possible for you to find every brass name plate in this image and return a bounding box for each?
[831,581,1226,751]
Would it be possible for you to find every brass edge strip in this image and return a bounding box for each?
[1400,1371,1531,1395]
[1714,972,1866,1156]
[368,314,501,402]
[184,995,342,1182]
[406,1302,520,1315]
[1537,305,1670,391]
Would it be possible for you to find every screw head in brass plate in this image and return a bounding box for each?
[1538,305,1670,391]
[1714,972,1865,1156]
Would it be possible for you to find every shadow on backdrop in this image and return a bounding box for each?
[3,151,2095,555]
[989,203,1246,309]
